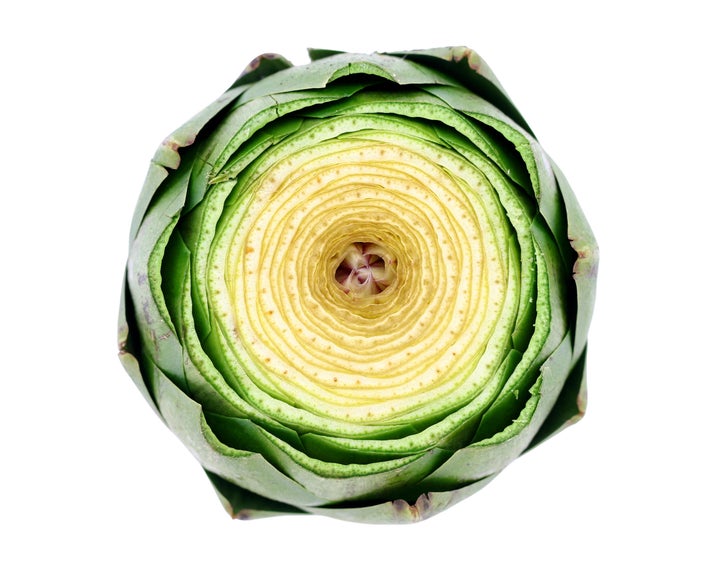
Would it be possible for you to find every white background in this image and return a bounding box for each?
[2,1,718,565]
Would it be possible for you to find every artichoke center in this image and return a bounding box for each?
[335,242,395,297]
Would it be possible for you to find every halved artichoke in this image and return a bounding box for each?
[118,47,598,523]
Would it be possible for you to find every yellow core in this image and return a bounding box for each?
[219,136,508,423]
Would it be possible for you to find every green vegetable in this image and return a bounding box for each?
[118,46,598,523]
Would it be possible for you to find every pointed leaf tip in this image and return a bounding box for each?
[230,53,294,89]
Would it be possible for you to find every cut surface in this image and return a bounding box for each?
[121,47,596,522]
[203,113,523,430]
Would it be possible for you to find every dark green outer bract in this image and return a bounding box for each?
[118,46,598,523]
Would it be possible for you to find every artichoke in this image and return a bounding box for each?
[118,46,598,523]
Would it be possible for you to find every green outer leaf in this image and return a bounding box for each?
[129,86,245,241]
[526,345,588,450]
[229,53,294,89]
[118,280,162,419]
[551,159,599,363]
[207,470,307,519]
[417,331,573,488]
[310,478,498,524]
[208,468,498,523]
[127,205,186,391]
[236,51,461,103]
[153,366,329,508]
[389,46,534,135]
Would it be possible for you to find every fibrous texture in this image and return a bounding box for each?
[119,47,598,523]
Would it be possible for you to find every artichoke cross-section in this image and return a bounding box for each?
[118,46,598,523]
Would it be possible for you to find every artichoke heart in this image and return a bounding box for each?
[119,46,598,523]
